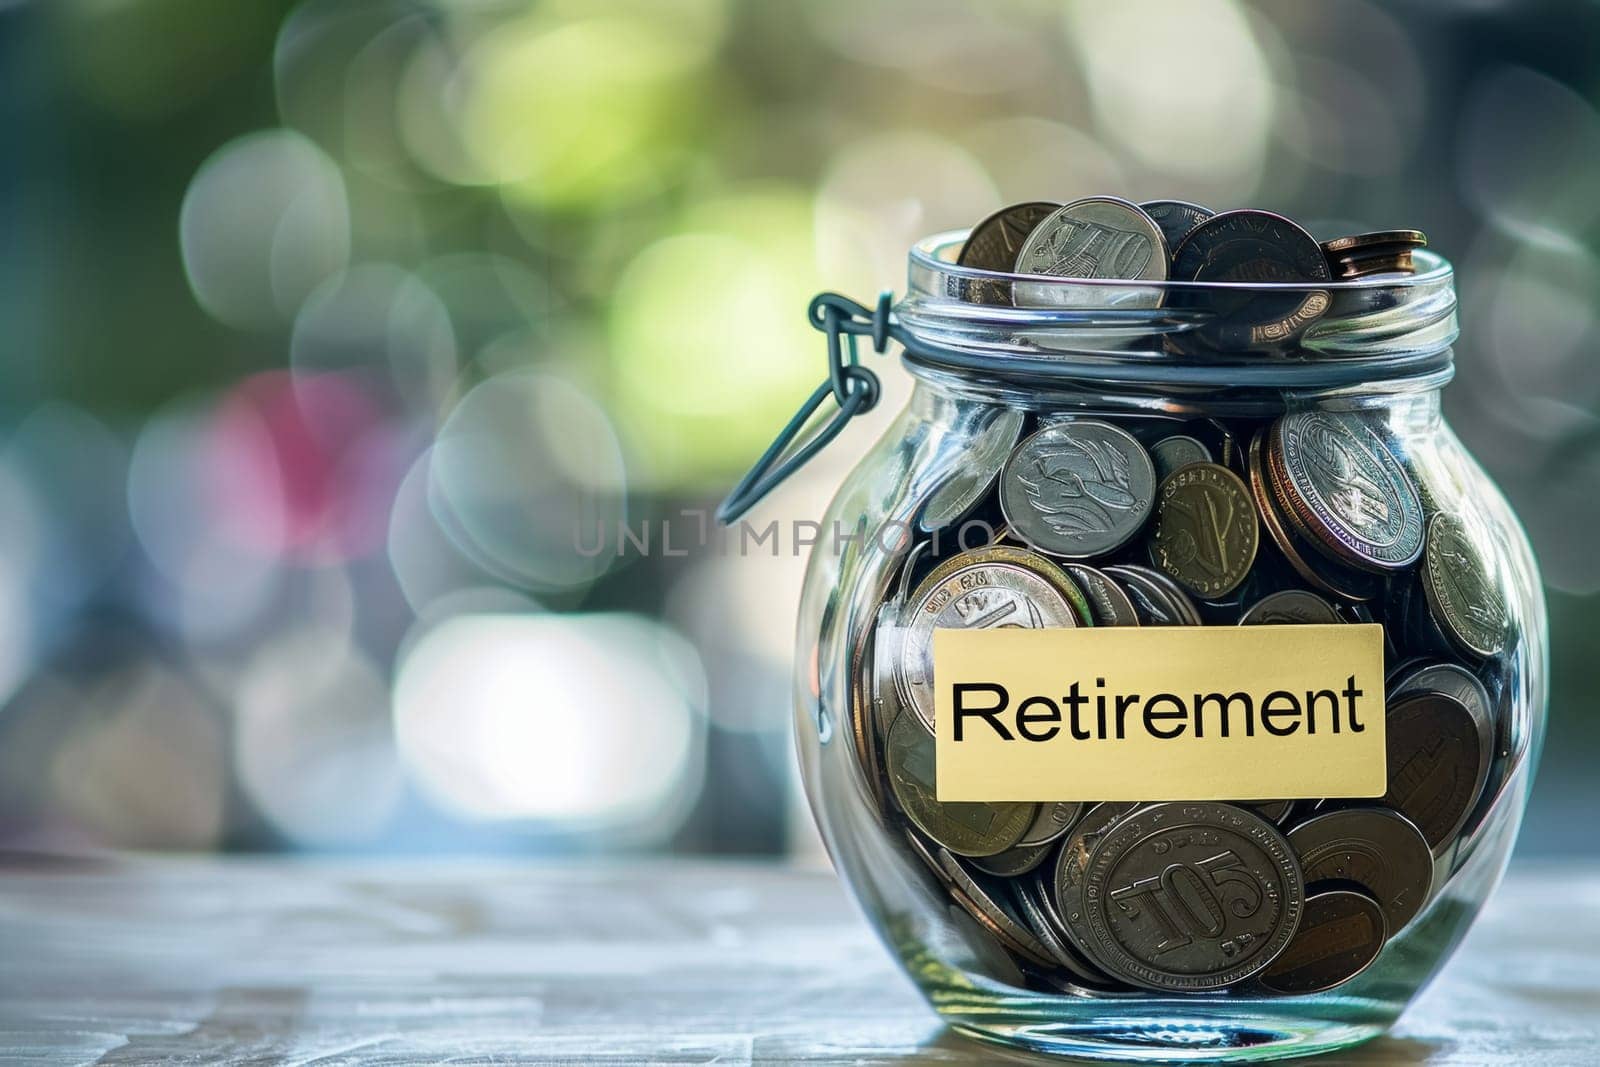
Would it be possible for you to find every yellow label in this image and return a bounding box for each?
[933,624,1386,802]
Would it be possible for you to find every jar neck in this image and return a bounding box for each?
[904,359,1446,422]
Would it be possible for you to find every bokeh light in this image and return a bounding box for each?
[180,129,351,330]
[392,612,705,835]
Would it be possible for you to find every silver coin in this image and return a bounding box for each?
[1103,564,1202,625]
[1140,199,1215,253]
[1014,196,1169,281]
[917,407,1025,534]
[1065,564,1141,627]
[1150,434,1213,481]
[937,848,1058,968]
[1076,802,1306,992]
[896,545,1087,732]
[1421,512,1508,658]
[1015,872,1122,989]
[1287,807,1434,934]
[1391,662,1495,812]
[1052,801,1144,966]
[1018,801,1086,848]
[1273,411,1424,571]
[1239,590,1342,625]
[1000,421,1157,559]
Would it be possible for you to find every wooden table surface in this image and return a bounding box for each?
[0,854,1593,1065]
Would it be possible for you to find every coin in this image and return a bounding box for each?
[1258,889,1387,995]
[1421,513,1508,658]
[886,713,1037,858]
[1052,801,1144,964]
[1381,692,1488,855]
[1287,806,1434,933]
[1239,590,1342,625]
[1148,462,1259,598]
[917,408,1025,534]
[1322,230,1427,279]
[1140,199,1214,254]
[1014,196,1169,282]
[1017,871,1122,988]
[1075,802,1305,992]
[1104,564,1203,625]
[960,201,1060,272]
[1390,662,1495,811]
[896,544,1090,731]
[1018,801,1086,848]
[937,848,1059,968]
[1150,434,1213,481]
[1271,411,1424,571]
[1246,428,1382,602]
[1170,210,1333,351]
[972,840,1053,878]
[1000,421,1157,559]
[1064,564,1141,626]
[958,201,1061,304]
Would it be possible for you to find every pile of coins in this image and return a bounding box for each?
[852,199,1513,998]
[955,195,1427,351]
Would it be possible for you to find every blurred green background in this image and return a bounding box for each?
[0,0,1593,857]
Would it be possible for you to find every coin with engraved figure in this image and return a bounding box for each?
[1287,806,1434,933]
[1391,662,1495,780]
[1239,590,1342,625]
[1001,421,1157,559]
[886,713,1036,858]
[1272,411,1424,571]
[1381,692,1488,856]
[1140,200,1215,255]
[1258,889,1387,995]
[1149,462,1259,598]
[958,201,1061,304]
[1014,197,1169,282]
[1247,428,1383,602]
[896,544,1090,731]
[1150,434,1213,481]
[1170,210,1333,351]
[1421,513,1508,658]
[1076,802,1305,992]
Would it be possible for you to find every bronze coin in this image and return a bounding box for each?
[1239,590,1342,625]
[958,201,1061,304]
[1322,229,1427,279]
[1258,889,1387,995]
[1382,692,1488,855]
[1148,462,1259,598]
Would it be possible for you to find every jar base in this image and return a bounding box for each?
[946,1011,1386,1063]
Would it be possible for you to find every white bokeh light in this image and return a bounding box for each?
[392,613,704,834]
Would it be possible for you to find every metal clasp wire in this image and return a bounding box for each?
[715,292,893,524]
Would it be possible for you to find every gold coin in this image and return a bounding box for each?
[1148,462,1258,598]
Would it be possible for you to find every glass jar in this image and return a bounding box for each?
[773,232,1546,1062]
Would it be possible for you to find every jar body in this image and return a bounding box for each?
[793,375,1545,1062]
